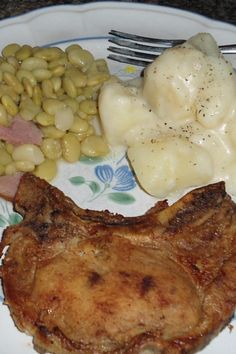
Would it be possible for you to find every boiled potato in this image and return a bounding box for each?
[143,47,207,125]
[127,137,213,198]
[99,33,236,198]
[99,79,159,147]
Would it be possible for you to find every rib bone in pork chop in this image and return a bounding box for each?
[1,173,236,354]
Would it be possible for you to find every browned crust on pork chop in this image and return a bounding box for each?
[1,173,236,354]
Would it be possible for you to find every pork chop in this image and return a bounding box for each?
[1,173,236,354]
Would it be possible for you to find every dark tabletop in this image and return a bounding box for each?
[0,0,235,25]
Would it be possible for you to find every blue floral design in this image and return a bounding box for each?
[95,165,136,191]
[69,163,136,204]
[0,201,22,228]
[95,165,113,184]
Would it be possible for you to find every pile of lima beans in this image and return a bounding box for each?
[0,43,110,181]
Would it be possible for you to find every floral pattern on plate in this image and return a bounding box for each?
[0,201,22,303]
[0,200,22,229]
[69,154,136,205]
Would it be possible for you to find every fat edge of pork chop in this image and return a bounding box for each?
[1,173,236,354]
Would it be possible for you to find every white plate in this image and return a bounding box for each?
[0,2,236,353]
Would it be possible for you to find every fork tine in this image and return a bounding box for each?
[107,54,151,67]
[108,30,236,68]
[108,38,168,53]
[109,30,185,46]
[219,44,236,54]
[108,46,157,60]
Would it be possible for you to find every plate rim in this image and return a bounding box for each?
[0,1,235,34]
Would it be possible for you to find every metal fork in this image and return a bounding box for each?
[108,29,236,67]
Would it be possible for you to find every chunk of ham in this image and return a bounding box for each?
[0,173,23,201]
[0,116,42,146]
